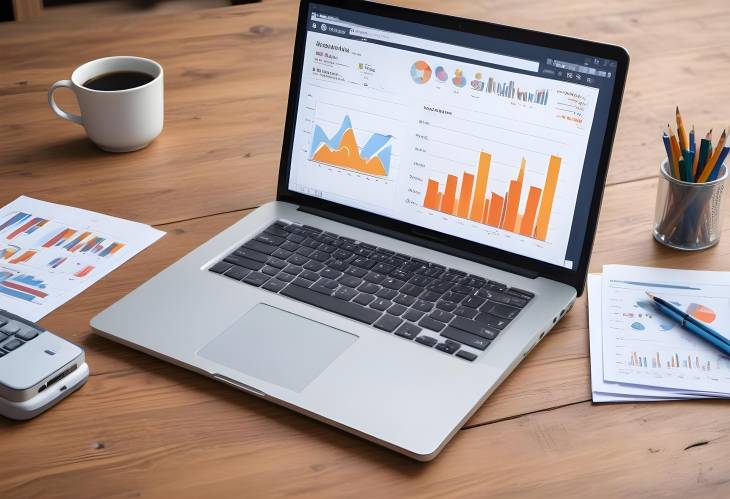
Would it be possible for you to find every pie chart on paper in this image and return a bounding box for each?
[410,60,432,84]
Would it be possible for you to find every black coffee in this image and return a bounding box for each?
[83,71,154,91]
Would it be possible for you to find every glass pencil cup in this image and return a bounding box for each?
[653,159,728,251]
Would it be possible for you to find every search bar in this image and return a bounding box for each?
[311,17,539,73]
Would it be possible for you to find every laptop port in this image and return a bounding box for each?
[38,364,77,393]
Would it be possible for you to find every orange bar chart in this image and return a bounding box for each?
[421,151,562,241]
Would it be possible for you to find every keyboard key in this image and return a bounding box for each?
[266,257,288,269]
[376,288,398,300]
[0,318,6,328]
[287,254,309,266]
[310,283,335,295]
[255,232,285,246]
[276,272,294,282]
[320,268,342,280]
[319,278,338,289]
[209,262,232,274]
[353,293,376,305]
[370,298,392,311]
[453,306,477,319]
[506,287,535,300]
[303,260,325,271]
[435,340,459,354]
[412,300,434,312]
[394,323,421,340]
[450,316,499,340]
[410,275,432,287]
[483,302,520,320]
[390,269,411,281]
[420,291,442,302]
[338,275,362,288]
[387,304,408,316]
[264,224,289,238]
[486,280,507,291]
[0,332,8,342]
[295,246,314,257]
[310,250,330,262]
[292,277,313,288]
[373,314,403,333]
[456,350,478,361]
[281,240,300,252]
[436,300,457,312]
[415,335,438,347]
[3,338,23,352]
[394,293,416,307]
[286,233,306,243]
[283,264,303,275]
[429,309,455,323]
[462,295,486,309]
[382,277,405,290]
[443,292,467,303]
[300,270,320,281]
[358,282,380,294]
[475,312,511,330]
[441,326,490,350]
[329,260,349,272]
[403,309,424,322]
[224,266,250,281]
[363,272,387,284]
[401,283,424,297]
[272,248,293,260]
[243,272,270,287]
[419,316,446,332]
[261,265,280,276]
[372,262,395,274]
[244,239,278,255]
[224,254,264,271]
[262,279,287,293]
[352,257,375,269]
[333,287,358,301]
[345,266,368,278]
[281,284,381,324]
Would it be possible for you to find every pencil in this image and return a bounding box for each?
[708,146,729,181]
[668,124,681,179]
[698,129,727,182]
[676,106,688,151]
[690,125,699,175]
[662,132,674,175]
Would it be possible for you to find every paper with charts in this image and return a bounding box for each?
[0,196,164,321]
[601,265,730,394]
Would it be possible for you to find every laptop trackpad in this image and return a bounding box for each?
[198,304,357,392]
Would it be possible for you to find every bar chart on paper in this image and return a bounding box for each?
[0,196,163,321]
[422,151,562,241]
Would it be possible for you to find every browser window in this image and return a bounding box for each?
[288,3,617,269]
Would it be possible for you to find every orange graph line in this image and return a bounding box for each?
[533,155,562,241]
[469,152,491,221]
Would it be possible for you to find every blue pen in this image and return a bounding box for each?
[708,146,729,181]
[647,292,730,356]
[662,133,674,176]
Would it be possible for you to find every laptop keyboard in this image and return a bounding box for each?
[208,221,534,361]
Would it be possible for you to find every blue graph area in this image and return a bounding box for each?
[0,212,31,232]
[0,271,47,302]
[310,115,393,174]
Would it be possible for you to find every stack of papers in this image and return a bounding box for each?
[0,196,164,321]
[588,265,730,402]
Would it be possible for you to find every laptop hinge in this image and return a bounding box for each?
[297,206,539,279]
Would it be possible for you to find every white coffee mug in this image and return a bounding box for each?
[48,56,164,152]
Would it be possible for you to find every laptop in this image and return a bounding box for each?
[91,0,628,460]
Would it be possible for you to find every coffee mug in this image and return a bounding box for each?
[48,56,164,152]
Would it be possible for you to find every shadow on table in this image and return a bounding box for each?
[77,333,435,474]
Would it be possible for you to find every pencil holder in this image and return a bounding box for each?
[653,159,727,251]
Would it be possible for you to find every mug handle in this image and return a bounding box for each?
[48,80,83,125]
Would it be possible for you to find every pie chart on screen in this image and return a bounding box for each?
[435,66,448,82]
[410,60,432,84]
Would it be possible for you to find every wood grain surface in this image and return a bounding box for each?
[1,0,730,497]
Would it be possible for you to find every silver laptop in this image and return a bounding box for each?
[91,0,628,460]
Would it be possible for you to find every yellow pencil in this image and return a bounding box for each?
[676,106,688,151]
[667,124,681,178]
[698,129,727,182]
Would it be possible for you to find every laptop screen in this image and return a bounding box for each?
[287,2,619,270]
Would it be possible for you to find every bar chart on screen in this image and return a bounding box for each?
[421,151,562,241]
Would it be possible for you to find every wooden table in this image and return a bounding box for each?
[2,0,730,496]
